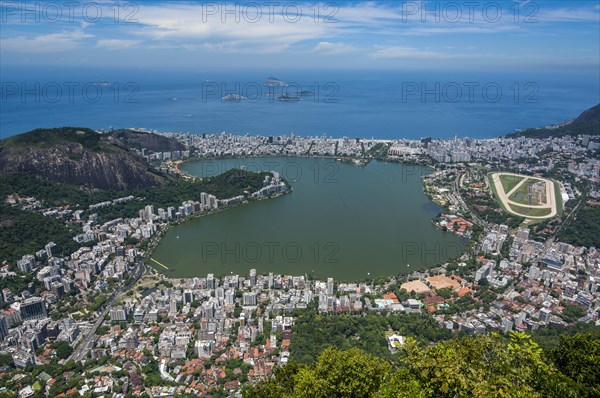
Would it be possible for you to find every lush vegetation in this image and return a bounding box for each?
[52,341,74,359]
[1,168,270,210]
[558,203,600,248]
[0,355,125,398]
[530,323,600,350]
[289,309,452,364]
[0,127,106,151]
[366,142,389,158]
[0,271,34,296]
[245,332,600,398]
[0,172,98,207]
[1,168,275,262]
[0,205,81,264]
[559,301,587,324]
[91,168,272,222]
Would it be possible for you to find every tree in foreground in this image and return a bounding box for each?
[244,332,596,398]
[548,332,600,397]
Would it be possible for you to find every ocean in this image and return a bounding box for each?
[1,67,598,140]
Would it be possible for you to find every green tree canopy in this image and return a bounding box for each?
[549,333,600,397]
[245,332,597,398]
[53,341,73,360]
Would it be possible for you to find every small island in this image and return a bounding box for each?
[277,94,301,102]
[263,76,286,87]
[221,93,247,102]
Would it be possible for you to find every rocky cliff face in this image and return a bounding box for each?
[0,128,165,190]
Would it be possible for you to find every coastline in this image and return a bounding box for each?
[173,152,434,179]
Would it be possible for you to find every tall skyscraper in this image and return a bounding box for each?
[243,293,257,307]
[17,255,35,273]
[206,274,215,289]
[45,242,57,258]
[327,278,334,296]
[0,316,8,341]
[144,205,154,220]
[167,207,176,219]
[20,297,47,320]
[183,290,194,304]
[225,290,235,305]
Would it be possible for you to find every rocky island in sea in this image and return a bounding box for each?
[264,76,286,87]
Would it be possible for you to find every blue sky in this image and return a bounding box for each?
[1,0,599,72]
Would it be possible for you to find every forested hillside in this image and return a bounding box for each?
[245,331,600,398]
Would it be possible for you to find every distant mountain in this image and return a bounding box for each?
[0,127,165,190]
[108,129,187,152]
[507,103,600,138]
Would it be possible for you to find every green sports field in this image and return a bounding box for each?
[499,174,525,195]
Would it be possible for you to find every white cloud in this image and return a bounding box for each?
[1,30,93,53]
[539,7,600,22]
[372,46,456,59]
[127,3,335,54]
[195,41,291,54]
[96,39,141,50]
[1,0,597,67]
[311,41,358,54]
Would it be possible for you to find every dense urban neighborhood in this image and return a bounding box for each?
[1,127,599,397]
[2,0,599,395]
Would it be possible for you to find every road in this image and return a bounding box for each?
[553,199,581,238]
[69,261,146,362]
[452,170,488,229]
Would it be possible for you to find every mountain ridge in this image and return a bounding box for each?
[107,129,187,152]
[0,127,167,191]
[507,103,600,138]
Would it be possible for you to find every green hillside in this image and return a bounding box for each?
[0,205,80,265]
[508,103,600,138]
[0,168,274,263]
[245,331,600,398]
[1,127,107,151]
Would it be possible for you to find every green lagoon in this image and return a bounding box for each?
[151,157,466,280]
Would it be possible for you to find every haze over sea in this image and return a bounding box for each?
[1,67,598,140]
